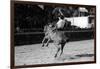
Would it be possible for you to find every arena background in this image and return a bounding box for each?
[14,3,94,45]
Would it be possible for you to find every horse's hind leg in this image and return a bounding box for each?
[55,47,60,58]
[60,43,66,56]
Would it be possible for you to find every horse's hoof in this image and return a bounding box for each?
[46,45,48,47]
[54,55,57,58]
[42,45,44,47]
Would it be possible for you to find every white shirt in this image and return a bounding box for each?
[56,18,65,29]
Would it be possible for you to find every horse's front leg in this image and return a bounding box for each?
[42,37,46,47]
[45,38,50,47]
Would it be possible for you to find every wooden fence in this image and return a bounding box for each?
[14,30,94,46]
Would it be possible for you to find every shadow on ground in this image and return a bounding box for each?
[56,53,94,61]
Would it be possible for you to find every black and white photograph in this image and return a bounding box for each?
[11,1,96,68]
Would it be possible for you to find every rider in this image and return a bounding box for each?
[56,15,66,30]
[51,15,66,31]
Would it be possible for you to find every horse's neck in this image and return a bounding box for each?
[49,28,57,36]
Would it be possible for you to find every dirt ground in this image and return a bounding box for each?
[15,39,94,66]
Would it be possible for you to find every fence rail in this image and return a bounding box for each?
[15,30,94,45]
[15,30,94,35]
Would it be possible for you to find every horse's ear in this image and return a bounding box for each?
[44,26,47,32]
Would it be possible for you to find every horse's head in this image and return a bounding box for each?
[44,24,53,33]
[44,24,51,32]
